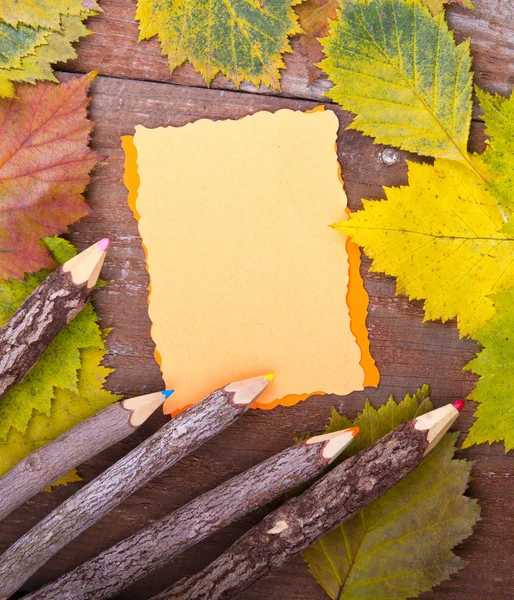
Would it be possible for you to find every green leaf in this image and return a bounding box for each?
[335,158,514,338]
[0,20,48,69]
[319,0,476,168]
[0,15,92,95]
[303,388,480,600]
[463,288,514,451]
[0,0,100,29]
[0,346,121,478]
[135,0,302,89]
[476,88,514,212]
[0,238,104,440]
[0,3,97,97]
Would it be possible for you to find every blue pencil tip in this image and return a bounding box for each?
[161,389,175,399]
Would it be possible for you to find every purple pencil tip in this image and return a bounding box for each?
[98,238,110,252]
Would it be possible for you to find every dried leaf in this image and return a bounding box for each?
[463,289,514,451]
[0,238,104,441]
[303,388,480,600]
[0,75,98,279]
[135,0,302,89]
[335,159,514,338]
[296,0,337,84]
[476,88,514,212]
[319,0,475,166]
[0,346,121,479]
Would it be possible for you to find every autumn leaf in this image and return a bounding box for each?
[462,289,514,451]
[319,0,476,167]
[335,159,514,338]
[1,0,100,29]
[296,0,337,84]
[303,387,480,600]
[135,0,302,89]
[0,346,121,479]
[0,16,92,97]
[0,238,104,441]
[0,74,98,280]
[296,0,474,84]
[476,88,514,212]
[0,1,98,97]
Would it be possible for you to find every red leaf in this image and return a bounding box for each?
[0,74,98,279]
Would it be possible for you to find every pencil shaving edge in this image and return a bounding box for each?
[123,390,171,427]
[62,239,109,287]
[414,404,460,455]
[225,374,274,407]
[306,427,360,463]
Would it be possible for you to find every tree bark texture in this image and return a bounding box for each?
[0,386,249,598]
[0,266,92,398]
[25,438,339,600]
[0,402,136,522]
[153,422,429,600]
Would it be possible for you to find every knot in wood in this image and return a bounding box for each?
[25,454,42,472]
[357,476,376,492]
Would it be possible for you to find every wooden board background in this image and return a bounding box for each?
[3,1,514,598]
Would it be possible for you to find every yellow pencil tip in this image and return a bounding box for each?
[264,373,274,381]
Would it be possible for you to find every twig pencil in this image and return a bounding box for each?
[0,239,109,398]
[25,427,360,600]
[0,390,174,522]
[0,374,273,598]
[152,402,464,600]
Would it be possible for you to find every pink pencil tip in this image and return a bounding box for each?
[98,238,110,252]
[452,400,465,412]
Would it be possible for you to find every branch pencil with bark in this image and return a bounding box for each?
[0,239,110,398]
[0,374,273,598]
[25,427,360,600]
[152,402,464,600]
[0,390,174,522]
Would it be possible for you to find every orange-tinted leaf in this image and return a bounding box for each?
[0,74,98,279]
[296,0,337,84]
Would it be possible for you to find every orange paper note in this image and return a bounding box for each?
[123,108,378,414]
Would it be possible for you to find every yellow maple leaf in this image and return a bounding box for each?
[335,158,514,338]
[135,0,302,89]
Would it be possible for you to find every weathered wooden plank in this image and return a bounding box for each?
[3,74,513,599]
[60,0,514,101]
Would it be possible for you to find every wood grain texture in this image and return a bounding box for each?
[155,422,429,600]
[0,384,259,598]
[25,433,353,600]
[2,1,514,598]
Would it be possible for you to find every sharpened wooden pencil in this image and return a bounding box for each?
[24,427,360,600]
[0,374,273,598]
[0,389,174,522]
[152,402,464,600]
[0,238,110,398]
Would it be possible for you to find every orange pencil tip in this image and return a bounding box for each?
[349,426,360,437]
